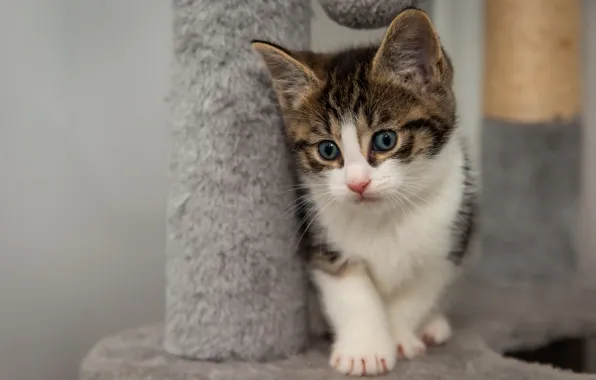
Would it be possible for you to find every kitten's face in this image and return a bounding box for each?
[284,74,454,212]
[253,9,456,213]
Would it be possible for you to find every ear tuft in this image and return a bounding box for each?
[372,9,445,88]
[251,41,320,109]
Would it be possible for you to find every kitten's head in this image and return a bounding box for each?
[252,9,456,214]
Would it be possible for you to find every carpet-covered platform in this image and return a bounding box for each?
[80,277,596,380]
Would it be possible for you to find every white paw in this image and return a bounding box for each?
[330,332,396,376]
[393,329,426,360]
[419,314,452,346]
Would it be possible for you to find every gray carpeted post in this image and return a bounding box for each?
[479,121,581,281]
[477,0,582,283]
[163,0,311,361]
[579,0,596,279]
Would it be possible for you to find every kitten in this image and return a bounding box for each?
[252,8,476,377]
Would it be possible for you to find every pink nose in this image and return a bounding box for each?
[347,180,371,195]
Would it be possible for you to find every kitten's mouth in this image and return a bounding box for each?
[354,195,381,204]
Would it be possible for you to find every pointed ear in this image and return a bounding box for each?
[372,9,446,88]
[251,40,320,109]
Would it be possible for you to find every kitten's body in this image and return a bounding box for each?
[253,8,476,377]
[308,134,467,295]
[302,126,474,372]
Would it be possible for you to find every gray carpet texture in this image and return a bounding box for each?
[479,119,581,283]
[317,0,432,29]
[80,277,596,380]
[164,0,311,361]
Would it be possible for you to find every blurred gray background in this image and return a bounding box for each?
[0,1,591,380]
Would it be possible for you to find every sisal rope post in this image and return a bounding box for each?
[483,0,582,123]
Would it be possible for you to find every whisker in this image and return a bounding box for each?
[278,183,329,189]
[274,184,327,196]
[389,191,411,216]
[400,185,469,224]
[394,188,466,233]
[294,196,335,252]
[279,196,314,219]
[295,194,331,233]
[386,193,407,216]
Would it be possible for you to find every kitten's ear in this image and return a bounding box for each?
[372,9,445,88]
[251,40,320,109]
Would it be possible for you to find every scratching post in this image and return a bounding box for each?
[483,0,581,122]
[478,0,582,282]
[163,0,310,361]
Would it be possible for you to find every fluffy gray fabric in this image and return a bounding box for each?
[80,276,596,380]
[479,120,580,283]
[316,0,432,29]
[164,0,311,361]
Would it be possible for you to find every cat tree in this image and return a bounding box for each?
[80,0,596,379]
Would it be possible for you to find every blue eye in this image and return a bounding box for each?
[372,130,398,151]
[318,140,340,160]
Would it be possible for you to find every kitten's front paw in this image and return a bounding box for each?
[393,329,426,360]
[420,314,452,346]
[330,332,396,376]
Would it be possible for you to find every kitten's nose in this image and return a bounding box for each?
[347,180,371,195]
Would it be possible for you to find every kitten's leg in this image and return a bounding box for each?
[312,264,396,376]
[388,268,453,359]
[306,282,330,339]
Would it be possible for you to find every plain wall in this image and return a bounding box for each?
[0,1,591,380]
[0,1,171,380]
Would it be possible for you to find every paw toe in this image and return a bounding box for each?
[419,315,452,346]
[396,339,426,359]
[331,351,395,376]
